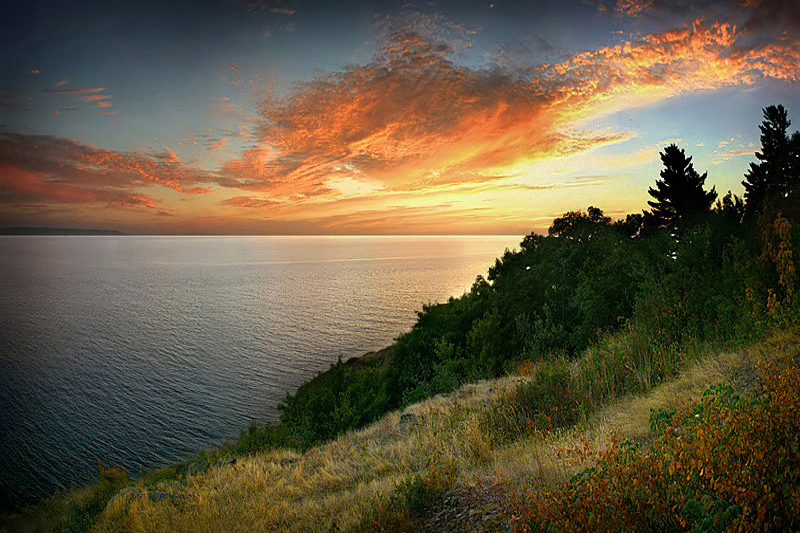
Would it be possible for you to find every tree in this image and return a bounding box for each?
[648,144,717,231]
[742,104,800,219]
[714,190,745,225]
[548,206,611,241]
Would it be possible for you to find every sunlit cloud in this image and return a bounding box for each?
[615,0,653,17]
[36,86,116,116]
[0,133,216,219]
[43,87,105,94]
[218,5,798,221]
[3,1,798,234]
[710,136,757,164]
[0,163,164,211]
[270,7,295,16]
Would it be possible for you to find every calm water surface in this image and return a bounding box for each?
[0,235,520,509]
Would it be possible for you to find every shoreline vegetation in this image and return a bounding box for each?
[2,104,800,531]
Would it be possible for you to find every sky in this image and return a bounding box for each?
[0,0,798,235]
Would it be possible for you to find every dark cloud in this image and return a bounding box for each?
[0,91,33,110]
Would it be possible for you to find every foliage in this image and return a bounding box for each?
[481,358,581,446]
[517,361,800,532]
[235,421,289,455]
[511,358,581,430]
[391,467,454,514]
[52,462,128,533]
[229,104,800,458]
[648,144,717,231]
[279,357,389,450]
[743,104,800,220]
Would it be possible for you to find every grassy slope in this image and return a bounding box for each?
[71,331,798,532]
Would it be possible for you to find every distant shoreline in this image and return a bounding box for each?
[0,229,522,237]
[0,227,123,236]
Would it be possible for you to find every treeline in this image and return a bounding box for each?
[238,104,800,453]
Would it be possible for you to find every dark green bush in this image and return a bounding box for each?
[53,463,128,533]
[511,358,580,430]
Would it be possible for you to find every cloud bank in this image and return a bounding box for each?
[218,4,799,221]
[0,133,214,219]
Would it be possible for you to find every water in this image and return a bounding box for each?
[0,235,520,510]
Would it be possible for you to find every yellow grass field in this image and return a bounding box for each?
[87,331,798,532]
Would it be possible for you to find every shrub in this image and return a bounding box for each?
[53,462,129,533]
[483,358,581,444]
[517,360,800,532]
[235,421,288,455]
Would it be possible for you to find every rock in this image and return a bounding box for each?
[399,413,418,430]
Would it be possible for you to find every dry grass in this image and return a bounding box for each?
[95,331,799,532]
[588,330,798,444]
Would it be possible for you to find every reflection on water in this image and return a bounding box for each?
[0,235,520,509]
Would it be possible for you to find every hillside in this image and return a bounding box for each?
[5,331,797,532]
[3,105,799,531]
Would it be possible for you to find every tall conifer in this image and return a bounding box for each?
[648,144,717,230]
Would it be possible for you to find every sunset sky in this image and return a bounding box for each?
[1,0,798,235]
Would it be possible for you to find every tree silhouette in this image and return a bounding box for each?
[648,144,717,231]
[742,104,800,219]
[548,206,610,241]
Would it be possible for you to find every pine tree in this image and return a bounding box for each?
[742,105,793,218]
[648,144,717,231]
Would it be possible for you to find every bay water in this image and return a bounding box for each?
[0,235,520,509]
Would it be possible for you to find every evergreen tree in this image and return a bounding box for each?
[742,104,799,218]
[648,144,717,231]
[714,190,745,225]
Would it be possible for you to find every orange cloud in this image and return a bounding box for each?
[0,163,161,210]
[43,87,104,94]
[0,133,216,200]
[220,31,570,199]
[615,0,653,17]
[218,15,797,214]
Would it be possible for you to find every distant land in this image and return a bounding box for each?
[0,227,123,236]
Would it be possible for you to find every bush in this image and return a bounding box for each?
[235,422,288,455]
[53,462,129,533]
[483,358,581,444]
[517,360,800,532]
[513,358,581,430]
